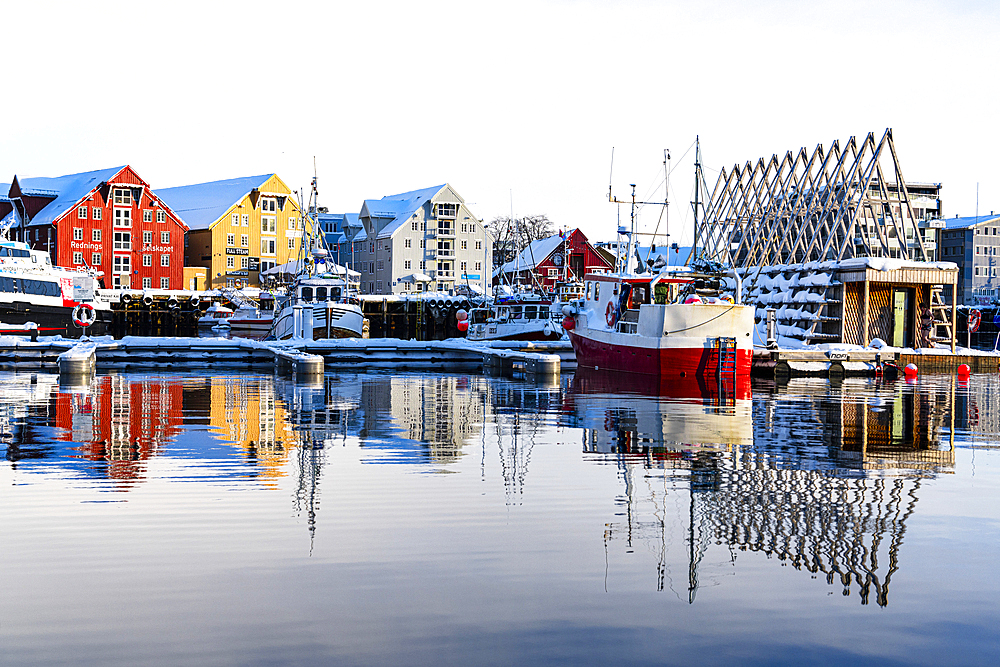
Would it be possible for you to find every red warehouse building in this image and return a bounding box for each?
[493,228,614,292]
[0,166,188,289]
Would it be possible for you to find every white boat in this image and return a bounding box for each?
[563,139,754,380]
[269,174,364,340]
[466,291,562,342]
[0,238,111,337]
[198,302,234,329]
[271,275,364,339]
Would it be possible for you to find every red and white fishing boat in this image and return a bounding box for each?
[563,139,754,379]
[563,269,754,378]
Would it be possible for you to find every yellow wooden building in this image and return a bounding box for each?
[156,174,303,289]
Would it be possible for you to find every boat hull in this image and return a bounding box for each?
[0,303,112,338]
[273,302,364,339]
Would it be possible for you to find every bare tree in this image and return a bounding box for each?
[486,214,555,268]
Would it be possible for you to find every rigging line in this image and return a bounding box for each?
[663,305,738,335]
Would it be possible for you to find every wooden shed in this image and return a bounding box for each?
[839,262,958,351]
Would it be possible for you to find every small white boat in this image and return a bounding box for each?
[198,302,234,329]
[466,292,563,342]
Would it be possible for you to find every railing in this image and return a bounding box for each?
[436,249,456,258]
[435,270,455,278]
[435,226,456,238]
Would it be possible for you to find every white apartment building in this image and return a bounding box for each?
[348,184,492,295]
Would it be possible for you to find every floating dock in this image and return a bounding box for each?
[0,336,571,382]
[753,347,1000,379]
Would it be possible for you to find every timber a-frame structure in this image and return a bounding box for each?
[697,129,955,348]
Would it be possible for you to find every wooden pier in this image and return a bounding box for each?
[754,347,1000,379]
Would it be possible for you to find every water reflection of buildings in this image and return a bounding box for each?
[577,376,958,606]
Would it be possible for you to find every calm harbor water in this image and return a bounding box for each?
[1,370,998,666]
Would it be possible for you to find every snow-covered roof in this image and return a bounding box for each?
[496,233,567,275]
[360,184,446,240]
[155,175,273,230]
[944,214,1000,230]
[3,166,127,227]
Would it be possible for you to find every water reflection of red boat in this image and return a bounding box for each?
[572,366,751,402]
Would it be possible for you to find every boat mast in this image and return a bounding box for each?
[687,137,701,267]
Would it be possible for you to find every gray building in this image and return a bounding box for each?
[338,184,491,296]
[941,213,1000,305]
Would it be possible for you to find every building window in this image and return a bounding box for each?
[114,208,131,227]
[143,210,153,223]
[404,260,411,269]
[232,213,239,225]
[288,216,297,230]
[142,277,152,289]
[435,203,458,218]
[144,230,153,245]
[92,253,101,265]
[377,260,384,271]
[412,221,418,231]
[240,257,248,269]
[157,210,166,223]
[461,261,467,271]
[476,240,482,250]
[241,234,248,247]
[475,261,482,271]
[161,277,169,289]
[261,239,275,255]
[242,214,249,226]
[93,207,102,220]
[419,239,425,249]
[461,223,467,233]
[92,229,101,242]
[73,228,83,241]
[113,255,130,273]
[461,240,467,250]
[369,262,375,274]
[405,239,411,248]
[369,243,375,253]
[161,254,169,267]
[73,252,83,264]
[161,231,170,244]
[261,217,276,233]
[113,188,131,205]
[548,268,559,277]
[227,257,235,268]
[227,233,235,246]
[78,206,87,219]
[113,232,131,250]
[288,238,295,250]
[143,254,152,267]
[420,260,426,270]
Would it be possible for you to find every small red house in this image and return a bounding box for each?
[493,228,613,292]
[1,166,188,289]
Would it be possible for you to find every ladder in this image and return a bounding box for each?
[715,337,737,379]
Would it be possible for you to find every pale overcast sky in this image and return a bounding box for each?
[2,0,996,246]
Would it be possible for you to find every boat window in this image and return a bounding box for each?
[470,309,487,324]
[0,248,8,257]
[586,282,592,300]
[316,287,328,301]
[301,287,313,301]
[0,277,14,292]
[331,287,341,300]
[524,305,538,320]
[510,305,523,319]
[613,283,619,296]
[594,283,600,300]
[539,306,550,319]
[496,307,508,321]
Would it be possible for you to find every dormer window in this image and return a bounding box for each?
[113,188,131,206]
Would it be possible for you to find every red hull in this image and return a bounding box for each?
[568,330,752,378]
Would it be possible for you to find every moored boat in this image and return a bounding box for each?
[466,291,562,342]
[271,274,364,339]
[0,238,111,337]
[198,302,234,329]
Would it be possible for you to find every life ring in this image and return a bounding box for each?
[121,293,132,305]
[606,301,617,327]
[969,308,982,333]
[73,303,97,328]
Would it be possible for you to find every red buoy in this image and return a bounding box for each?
[562,316,576,331]
[904,363,918,378]
[958,363,971,376]
[457,319,469,333]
